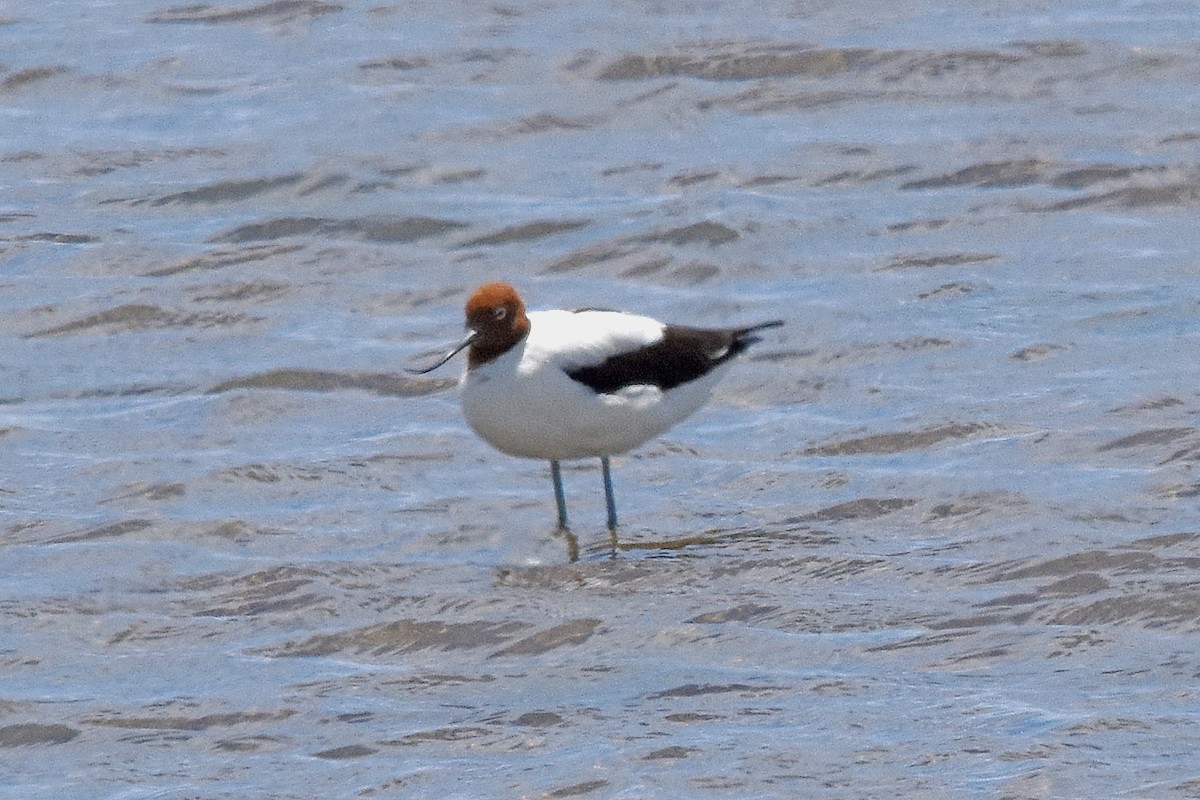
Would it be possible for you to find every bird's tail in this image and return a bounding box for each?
[733,319,784,348]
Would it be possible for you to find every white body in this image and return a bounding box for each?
[461,309,733,460]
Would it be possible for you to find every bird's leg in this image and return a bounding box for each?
[600,456,618,532]
[550,460,569,530]
[562,529,580,563]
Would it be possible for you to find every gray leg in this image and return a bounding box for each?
[600,456,618,531]
[562,529,580,563]
[550,460,569,529]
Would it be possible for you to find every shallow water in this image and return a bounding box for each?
[3,1,1200,798]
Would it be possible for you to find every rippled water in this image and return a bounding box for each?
[4,1,1200,798]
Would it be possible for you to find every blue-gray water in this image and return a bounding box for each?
[3,2,1200,798]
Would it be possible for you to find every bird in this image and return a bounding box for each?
[407,282,782,531]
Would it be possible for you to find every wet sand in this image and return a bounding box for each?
[3,1,1200,797]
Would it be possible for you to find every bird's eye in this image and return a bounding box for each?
[493,307,508,320]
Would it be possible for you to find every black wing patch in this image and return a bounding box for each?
[566,321,782,394]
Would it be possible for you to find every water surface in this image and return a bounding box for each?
[3,1,1200,797]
